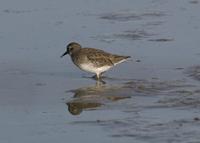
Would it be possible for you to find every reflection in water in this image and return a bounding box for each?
[67,102,102,115]
[66,81,131,115]
[66,79,188,115]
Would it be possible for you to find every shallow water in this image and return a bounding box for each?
[1,0,200,143]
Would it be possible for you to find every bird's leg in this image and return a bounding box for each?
[92,73,100,80]
[96,73,100,80]
[92,73,106,84]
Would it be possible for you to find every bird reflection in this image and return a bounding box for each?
[66,81,131,115]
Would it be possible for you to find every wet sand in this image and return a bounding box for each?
[1,0,200,143]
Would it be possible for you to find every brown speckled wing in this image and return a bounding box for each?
[79,48,130,67]
[84,48,114,67]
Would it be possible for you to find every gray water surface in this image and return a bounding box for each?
[1,0,200,143]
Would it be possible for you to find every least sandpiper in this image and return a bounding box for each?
[61,42,131,79]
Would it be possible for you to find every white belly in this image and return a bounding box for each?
[78,63,111,74]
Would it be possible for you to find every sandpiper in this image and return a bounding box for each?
[61,42,131,79]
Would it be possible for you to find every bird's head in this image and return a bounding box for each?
[61,42,81,57]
